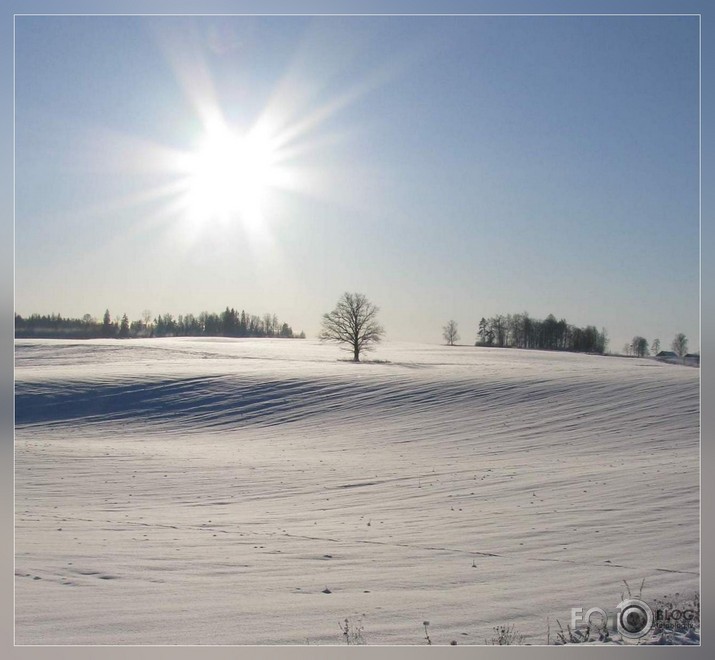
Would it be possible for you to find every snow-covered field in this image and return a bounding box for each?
[14,338,700,645]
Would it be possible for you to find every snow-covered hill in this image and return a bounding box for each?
[15,338,699,644]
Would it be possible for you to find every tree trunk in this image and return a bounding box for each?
[353,344,360,362]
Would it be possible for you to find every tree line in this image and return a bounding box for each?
[624,333,690,358]
[14,308,305,340]
[442,314,693,360]
[472,312,608,354]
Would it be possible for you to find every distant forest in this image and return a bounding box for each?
[476,312,608,354]
[14,308,305,340]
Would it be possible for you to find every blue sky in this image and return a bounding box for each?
[14,14,700,351]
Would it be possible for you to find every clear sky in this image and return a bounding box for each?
[14,14,700,352]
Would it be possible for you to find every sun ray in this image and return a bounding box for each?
[65,20,420,253]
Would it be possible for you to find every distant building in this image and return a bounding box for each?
[684,353,700,367]
[655,350,699,368]
[656,351,677,359]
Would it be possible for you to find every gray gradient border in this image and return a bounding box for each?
[2,1,710,658]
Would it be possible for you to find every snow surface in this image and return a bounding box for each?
[15,338,700,645]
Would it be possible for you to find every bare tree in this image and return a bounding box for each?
[263,312,276,337]
[141,309,153,336]
[320,292,385,362]
[631,336,649,358]
[443,320,459,346]
[493,314,507,347]
[651,338,661,355]
[671,333,688,358]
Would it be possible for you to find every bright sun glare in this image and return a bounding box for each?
[183,123,277,227]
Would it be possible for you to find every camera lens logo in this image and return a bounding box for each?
[616,599,654,640]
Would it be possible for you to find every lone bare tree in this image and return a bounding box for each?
[320,292,385,362]
[443,320,459,346]
[671,333,688,358]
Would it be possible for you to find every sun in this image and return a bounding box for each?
[182,122,277,226]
